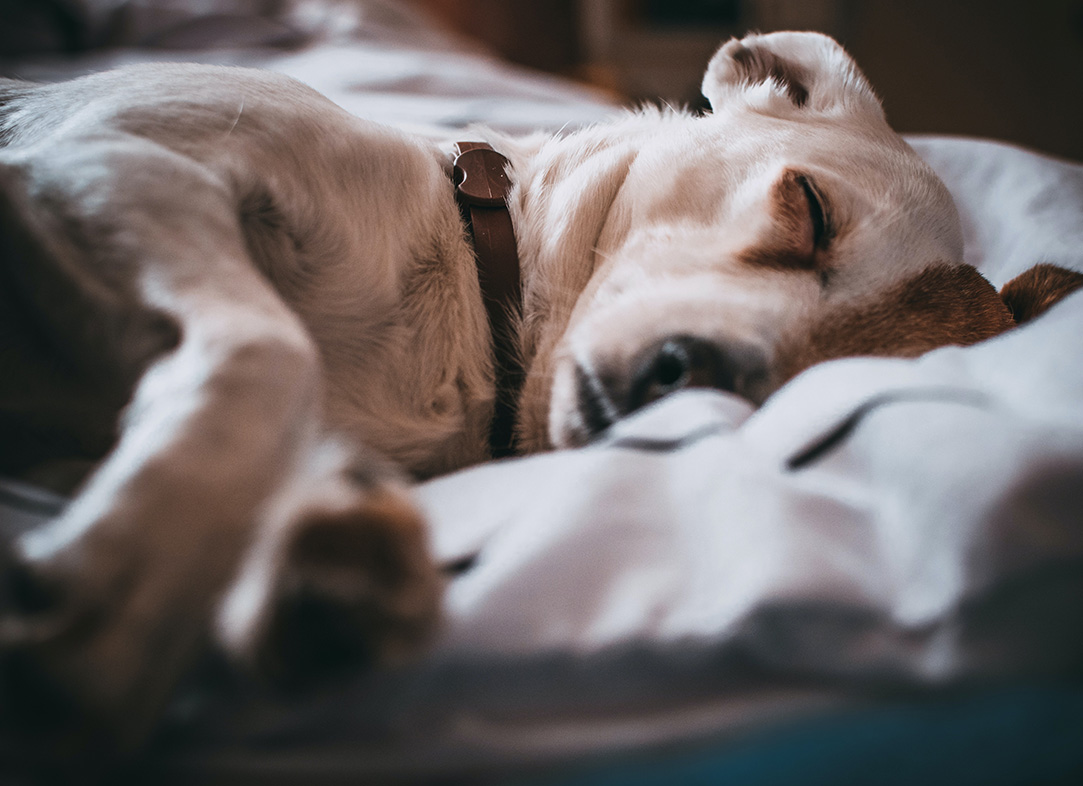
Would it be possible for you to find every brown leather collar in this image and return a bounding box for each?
[452,141,523,458]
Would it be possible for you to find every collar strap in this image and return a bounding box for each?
[453,141,523,457]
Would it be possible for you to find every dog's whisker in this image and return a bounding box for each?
[225,97,245,137]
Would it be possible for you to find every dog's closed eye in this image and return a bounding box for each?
[740,169,832,272]
[797,174,830,252]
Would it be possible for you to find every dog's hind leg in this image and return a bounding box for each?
[0,140,325,756]
[0,139,439,760]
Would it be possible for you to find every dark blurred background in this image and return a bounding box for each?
[419,0,1083,161]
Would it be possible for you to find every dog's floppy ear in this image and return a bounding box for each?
[702,31,882,119]
[999,263,1083,325]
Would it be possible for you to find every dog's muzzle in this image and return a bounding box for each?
[574,335,768,438]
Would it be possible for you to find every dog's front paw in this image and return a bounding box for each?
[219,482,442,689]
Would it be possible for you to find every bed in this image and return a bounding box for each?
[2,2,1082,783]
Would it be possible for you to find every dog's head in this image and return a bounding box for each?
[535,32,1033,449]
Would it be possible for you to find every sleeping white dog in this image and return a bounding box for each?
[0,31,1077,762]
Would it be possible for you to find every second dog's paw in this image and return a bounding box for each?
[222,485,442,688]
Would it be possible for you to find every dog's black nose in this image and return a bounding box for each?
[628,335,767,411]
[575,335,767,439]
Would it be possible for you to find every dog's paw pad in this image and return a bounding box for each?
[254,489,442,687]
